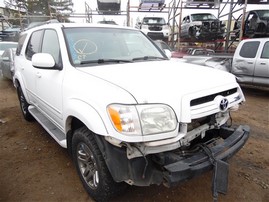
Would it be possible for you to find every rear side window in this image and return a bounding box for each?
[261,41,269,59]
[239,41,260,58]
[25,30,43,60]
[16,34,27,56]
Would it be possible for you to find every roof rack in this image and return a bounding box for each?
[25,19,59,30]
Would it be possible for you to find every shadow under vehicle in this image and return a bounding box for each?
[180,13,226,41]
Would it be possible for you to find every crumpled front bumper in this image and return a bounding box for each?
[163,125,250,187]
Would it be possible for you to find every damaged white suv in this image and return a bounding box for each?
[14,22,249,201]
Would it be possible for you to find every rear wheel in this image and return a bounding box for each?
[72,126,127,201]
[17,86,34,121]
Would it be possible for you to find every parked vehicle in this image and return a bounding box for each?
[0,27,21,41]
[139,0,165,8]
[14,22,249,201]
[186,48,215,55]
[97,0,121,14]
[231,38,269,87]
[180,13,226,40]
[234,10,269,38]
[97,20,118,25]
[137,17,170,40]
[0,41,18,56]
[0,48,16,80]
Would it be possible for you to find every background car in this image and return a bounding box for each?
[97,20,118,25]
[137,17,170,40]
[0,41,18,56]
[186,48,215,55]
[234,9,269,38]
[0,27,21,41]
[180,13,226,40]
[0,48,16,80]
[97,0,121,14]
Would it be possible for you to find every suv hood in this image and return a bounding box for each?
[79,60,237,104]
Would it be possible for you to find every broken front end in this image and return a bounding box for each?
[95,115,249,197]
[190,21,225,40]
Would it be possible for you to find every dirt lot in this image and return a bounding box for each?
[0,76,268,202]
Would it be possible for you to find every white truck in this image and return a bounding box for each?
[14,22,249,201]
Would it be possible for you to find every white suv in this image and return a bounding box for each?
[138,17,170,40]
[14,22,249,201]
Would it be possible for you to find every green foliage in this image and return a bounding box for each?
[4,0,74,23]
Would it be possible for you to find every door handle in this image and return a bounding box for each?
[260,63,266,65]
[36,72,42,78]
[247,62,253,64]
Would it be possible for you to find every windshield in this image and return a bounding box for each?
[64,27,165,66]
[256,10,269,20]
[191,14,217,21]
[142,17,166,25]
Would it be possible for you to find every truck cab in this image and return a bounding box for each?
[232,38,269,87]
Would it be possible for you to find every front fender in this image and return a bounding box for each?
[64,98,108,136]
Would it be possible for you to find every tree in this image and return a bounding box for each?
[4,0,74,24]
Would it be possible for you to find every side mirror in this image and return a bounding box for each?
[32,53,55,69]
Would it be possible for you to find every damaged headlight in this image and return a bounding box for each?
[107,104,177,136]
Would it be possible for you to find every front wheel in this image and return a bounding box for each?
[72,127,127,201]
[17,86,34,121]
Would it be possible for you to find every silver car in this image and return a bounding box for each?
[0,48,16,80]
[180,13,225,40]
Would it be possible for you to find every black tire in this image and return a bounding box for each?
[72,127,127,201]
[17,86,34,121]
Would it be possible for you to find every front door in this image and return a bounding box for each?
[35,29,64,128]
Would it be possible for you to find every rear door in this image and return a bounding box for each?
[20,30,43,104]
[231,40,260,84]
[253,41,269,86]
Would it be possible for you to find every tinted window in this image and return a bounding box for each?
[261,41,269,59]
[239,41,260,58]
[42,29,61,65]
[16,34,27,56]
[25,30,43,60]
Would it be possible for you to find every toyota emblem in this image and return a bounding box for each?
[220,98,229,111]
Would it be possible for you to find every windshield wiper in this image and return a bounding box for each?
[80,59,133,65]
[132,56,167,61]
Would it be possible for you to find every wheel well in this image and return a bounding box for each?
[14,79,20,88]
[67,117,85,155]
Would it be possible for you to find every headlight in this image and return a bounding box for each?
[107,104,177,136]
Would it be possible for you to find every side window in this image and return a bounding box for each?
[25,30,43,60]
[16,34,27,56]
[261,41,269,59]
[239,41,260,58]
[41,29,61,66]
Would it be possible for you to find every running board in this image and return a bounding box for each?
[28,106,67,148]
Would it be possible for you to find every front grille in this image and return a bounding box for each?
[149,26,162,31]
[187,116,211,132]
[190,88,237,107]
